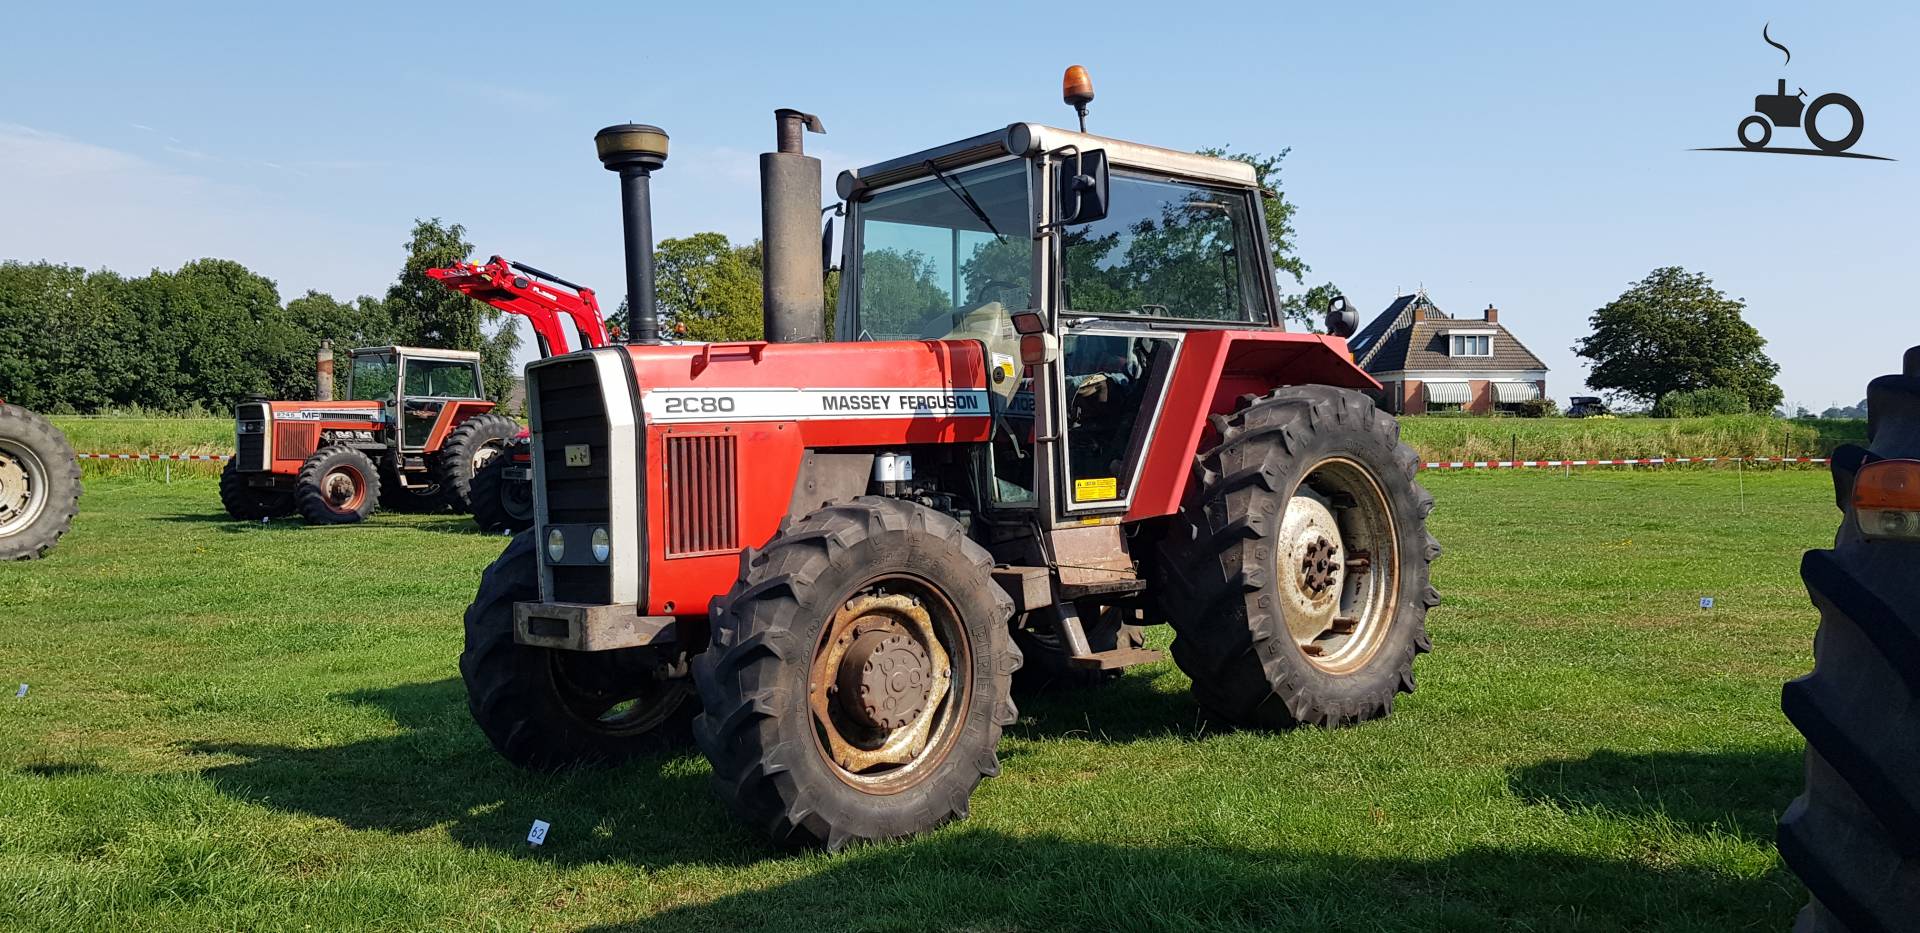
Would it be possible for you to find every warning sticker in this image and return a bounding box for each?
[1074,477,1118,501]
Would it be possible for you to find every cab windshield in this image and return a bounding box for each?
[348,352,397,401]
[853,160,1032,341]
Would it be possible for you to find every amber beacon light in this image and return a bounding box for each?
[1062,65,1094,131]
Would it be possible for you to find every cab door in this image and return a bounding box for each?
[1053,320,1181,513]
[398,356,484,450]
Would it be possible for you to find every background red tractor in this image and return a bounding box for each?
[220,256,610,527]
[460,74,1440,850]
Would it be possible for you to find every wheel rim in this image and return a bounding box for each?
[1278,457,1399,674]
[322,465,366,512]
[472,443,503,474]
[549,651,693,736]
[0,440,50,538]
[809,576,970,794]
[503,477,534,520]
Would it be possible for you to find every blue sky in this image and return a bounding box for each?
[2,1,1913,409]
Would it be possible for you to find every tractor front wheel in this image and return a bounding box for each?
[693,497,1020,850]
[219,460,293,520]
[469,450,533,534]
[460,532,695,770]
[295,445,379,525]
[1155,385,1438,729]
[0,403,81,561]
[437,414,519,513]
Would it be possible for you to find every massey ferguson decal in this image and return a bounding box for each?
[642,388,992,423]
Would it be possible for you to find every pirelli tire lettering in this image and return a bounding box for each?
[642,388,992,423]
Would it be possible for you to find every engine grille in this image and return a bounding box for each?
[665,434,739,556]
[235,403,269,471]
[533,358,613,604]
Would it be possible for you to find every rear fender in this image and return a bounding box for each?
[1127,330,1377,521]
[424,400,500,452]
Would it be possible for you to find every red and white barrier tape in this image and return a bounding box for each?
[1419,456,1829,470]
[77,452,230,462]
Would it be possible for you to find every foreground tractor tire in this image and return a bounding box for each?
[460,532,696,770]
[469,451,533,534]
[694,497,1021,850]
[295,445,379,525]
[0,403,81,561]
[218,460,293,521]
[437,413,519,513]
[1011,607,1146,691]
[1778,347,1920,933]
[1155,385,1438,729]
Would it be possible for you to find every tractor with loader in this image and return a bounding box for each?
[460,69,1441,850]
[219,255,610,527]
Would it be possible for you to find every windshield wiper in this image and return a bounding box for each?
[924,160,1006,242]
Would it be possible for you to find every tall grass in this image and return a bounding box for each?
[1399,414,1863,462]
[49,417,230,479]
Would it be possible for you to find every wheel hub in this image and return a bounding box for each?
[836,626,932,730]
[323,470,358,507]
[1278,494,1344,644]
[808,592,952,774]
[0,445,45,536]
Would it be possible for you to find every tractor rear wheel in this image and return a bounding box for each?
[1155,385,1438,728]
[0,403,81,561]
[693,497,1020,850]
[469,450,533,534]
[219,460,293,520]
[1777,348,1920,933]
[295,445,379,525]
[437,413,519,513]
[460,532,696,770]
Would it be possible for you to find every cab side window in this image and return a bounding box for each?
[1059,174,1268,323]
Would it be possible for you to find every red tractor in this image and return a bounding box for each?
[220,256,610,527]
[462,74,1440,850]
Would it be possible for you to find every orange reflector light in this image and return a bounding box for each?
[1063,65,1095,107]
[1854,459,1920,541]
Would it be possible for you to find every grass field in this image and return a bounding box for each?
[49,413,1862,473]
[0,467,1830,931]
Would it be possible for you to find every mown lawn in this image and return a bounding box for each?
[0,467,1832,931]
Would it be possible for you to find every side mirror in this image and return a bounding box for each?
[821,215,836,274]
[1325,294,1359,338]
[1055,148,1109,226]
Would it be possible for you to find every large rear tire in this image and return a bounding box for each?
[295,445,379,525]
[693,497,1021,850]
[469,449,533,534]
[1778,348,1920,933]
[1154,385,1438,728]
[219,460,293,520]
[437,413,518,513]
[0,403,81,561]
[460,532,696,770]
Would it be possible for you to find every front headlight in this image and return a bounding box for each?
[237,422,265,435]
[546,528,567,563]
[590,527,611,562]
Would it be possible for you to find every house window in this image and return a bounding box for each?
[1450,334,1492,357]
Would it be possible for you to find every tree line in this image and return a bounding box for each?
[0,220,519,414]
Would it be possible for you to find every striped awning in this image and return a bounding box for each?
[1424,381,1473,404]
[1493,381,1542,402]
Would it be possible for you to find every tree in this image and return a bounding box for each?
[283,291,390,399]
[653,233,763,342]
[1574,266,1782,412]
[382,219,519,404]
[1200,147,1340,328]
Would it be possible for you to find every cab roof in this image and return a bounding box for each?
[350,346,484,362]
[837,122,1260,199]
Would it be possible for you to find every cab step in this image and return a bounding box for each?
[1067,647,1164,671]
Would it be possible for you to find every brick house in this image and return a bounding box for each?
[1348,292,1548,415]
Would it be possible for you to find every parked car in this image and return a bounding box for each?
[1567,396,1610,418]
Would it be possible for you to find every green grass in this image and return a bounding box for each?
[1397,413,1862,462]
[0,467,1830,931]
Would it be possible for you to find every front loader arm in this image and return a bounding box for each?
[426,255,612,357]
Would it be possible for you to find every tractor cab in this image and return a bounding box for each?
[344,346,487,450]
[833,122,1282,516]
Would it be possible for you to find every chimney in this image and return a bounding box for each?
[1410,299,1426,322]
[761,109,827,343]
[316,340,334,401]
[1484,304,1499,323]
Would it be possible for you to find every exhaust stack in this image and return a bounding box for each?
[760,109,826,343]
[595,123,670,345]
[316,339,334,400]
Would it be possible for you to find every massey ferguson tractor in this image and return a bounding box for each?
[461,70,1440,850]
[220,256,609,527]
